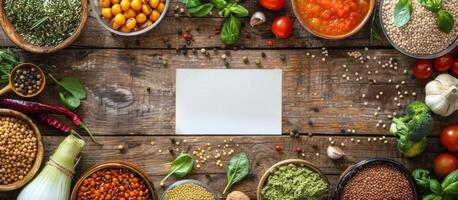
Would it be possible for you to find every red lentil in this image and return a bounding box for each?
[77,167,151,200]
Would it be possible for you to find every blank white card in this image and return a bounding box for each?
[176,69,282,135]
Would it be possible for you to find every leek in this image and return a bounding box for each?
[18,134,85,200]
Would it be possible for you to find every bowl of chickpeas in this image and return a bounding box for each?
[92,0,168,35]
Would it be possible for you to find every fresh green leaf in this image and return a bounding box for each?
[223,152,249,194]
[423,194,443,200]
[58,88,80,109]
[418,0,442,12]
[429,179,442,194]
[413,169,432,188]
[220,14,241,45]
[49,75,86,100]
[394,0,413,27]
[219,3,248,17]
[442,170,458,195]
[436,9,454,33]
[186,0,202,8]
[443,194,455,200]
[209,0,227,9]
[369,8,381,42]
[160,154,194,185]
[187,3,214,17]
[31,16,49,30]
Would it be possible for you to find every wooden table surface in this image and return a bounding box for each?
[1,0,457,199]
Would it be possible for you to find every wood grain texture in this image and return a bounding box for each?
[11,48,456,136]
[0,135,444,199]
[0,1,389,49]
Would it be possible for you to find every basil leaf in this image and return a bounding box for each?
[429,179,442,194]
[219,3,248,17]
[223,152,249,194]
[209,0,227,10]
[423,194,443,200]
[187,3,213,17]
[418,0,441,12]
[413,169,432,188]
[160,153,194,185]
[220,14,241,45]
[442,170,458,194]
[186,0,201,8]
[394,0,413,27]
[437,9,454,33]
[58,88,80,109]
[443,195,455,200]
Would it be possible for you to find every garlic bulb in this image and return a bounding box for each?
[327,146,344,160]
[425,74,458,117]
[250,12,266,27]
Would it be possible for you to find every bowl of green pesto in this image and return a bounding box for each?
[257,159,330,200]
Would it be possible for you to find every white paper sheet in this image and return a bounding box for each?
[176,69,282,135]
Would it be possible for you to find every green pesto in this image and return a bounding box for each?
[261,163,328,200]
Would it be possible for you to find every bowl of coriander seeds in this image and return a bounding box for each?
[0,109,43,191]
[0,0,88,53]
[160,179,218,200]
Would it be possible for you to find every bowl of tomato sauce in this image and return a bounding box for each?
[292,0,375,40]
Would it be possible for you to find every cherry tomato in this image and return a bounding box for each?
[434,153,458,177]
[452,59,458,76]
[272,16,293,39]
[259,0,285,11]
[441,125,458,152]
[434,54,454,72]
[412,60,433,80]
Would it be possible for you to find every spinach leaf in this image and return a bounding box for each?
[187,3,214,17]
[160,153,194,186]
[50,74,86,109]
[418,0,442,12]
[209,0,227,10]
[58,88,80,109]
[220,14,241,45]
[429,179,442,195]
[223,152,249,194]
[394,0,413,27]
[442,170,458,195]
[423,194,443,200]
[413,169,432,188]
[436,9,454,33]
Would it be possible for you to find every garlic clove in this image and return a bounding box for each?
[327,145,344,160]
[250,11,266,27]
[425,74,458,117]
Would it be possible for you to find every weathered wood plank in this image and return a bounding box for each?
[11,48,455,136]
[0,1,389,49]
[0,135,443,199]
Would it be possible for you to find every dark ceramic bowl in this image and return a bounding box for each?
[333,158,419,200]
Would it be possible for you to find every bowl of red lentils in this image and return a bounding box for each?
[91,0,169,36]
[71,160,158,200]
[334,158,419,200]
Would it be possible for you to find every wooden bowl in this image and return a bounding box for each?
[291,0,375,40]
[71,160,159,200]
[257,159,331,200]
[0,63,46,98]
[0,0,88,53]
[0,109,44,191]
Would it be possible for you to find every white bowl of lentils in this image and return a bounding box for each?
[380,0,458,59]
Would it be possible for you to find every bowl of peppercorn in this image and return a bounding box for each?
[0,63,46,98]
[334,158,419,200]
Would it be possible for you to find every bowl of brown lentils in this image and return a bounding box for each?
[0,109,43,191]
[334,158,419,200]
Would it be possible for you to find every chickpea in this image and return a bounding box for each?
[136,13,147,24]
[101,8,113,19]
[124,8,136,18]
[120,0,130,11]
[100,0,111,7]
[148,0,159,8]
[149,10,160,22]
[114,13,126,25]
[111,4,122,15]
[157,2,165,13]
[120,25,131,32]
[142,4,152,15]
[126,18,136,29]
[130,0,142,11]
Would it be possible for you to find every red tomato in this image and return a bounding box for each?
[434,153,458,177]
[452,60,458,76]
[272,16,293,39]
[434,54,454,72]
[259,0,285,11]
[441,125,458,152]
[412,60,433,80]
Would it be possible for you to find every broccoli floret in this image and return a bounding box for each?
[390,101,433,157]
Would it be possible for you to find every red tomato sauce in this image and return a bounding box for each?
[295,0,370,36]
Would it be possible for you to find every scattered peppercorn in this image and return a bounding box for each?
[280,55,286,62]
[13,66,43,96]
[295,147,303,154]
[242,56,249,64]
[261,52,266,58]
[274,145,282,152]
[267,40,273,47]
[255,59,261,66]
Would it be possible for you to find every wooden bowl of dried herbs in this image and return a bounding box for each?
[0,0,88,53]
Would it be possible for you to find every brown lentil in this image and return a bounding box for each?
[163,183,215,200]
[77,167,151,200]
[0,116,37,184]
[341,163,414,200]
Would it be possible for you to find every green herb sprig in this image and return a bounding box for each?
[370,7,381,42]
[223,152,249,194]
[0,49,20,84]
[160,153,194,186]
[412,169,458,199]
[419,0,455,33]
[49,75,86,109]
